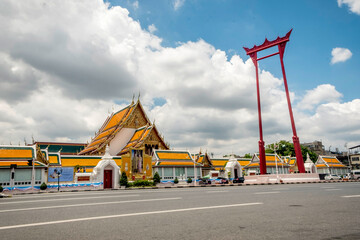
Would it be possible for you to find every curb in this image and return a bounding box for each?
[5,180,360,194]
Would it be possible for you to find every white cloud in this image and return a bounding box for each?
[0,0,358,155]
[173,0,185,11]
[148,24,157,34]
[132,1,139,9]
[338,0,360,15]
[331,47,352,64]
[297,84,342,110]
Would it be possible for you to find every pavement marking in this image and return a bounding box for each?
[0,197,181,213]
[254,191,280,195]
[325,189,341,191]
[0,202,263,230]
[341,195,360,198]
[9,191,133,200]
[206,191,229,193]
[0,194,139,205]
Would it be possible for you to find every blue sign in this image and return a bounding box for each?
[48,167,74,182]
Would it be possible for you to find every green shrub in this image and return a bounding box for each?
[174,177,179,184]
[131,180,154,187]
[153,171,161,184]
[40,182,47,190]
[120,171,128,187]
[0,185,3,193]
[187,177,192,184]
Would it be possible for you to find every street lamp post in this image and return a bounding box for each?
[271,143,279,183]
[54,168,62,192]
[194,161,197,186]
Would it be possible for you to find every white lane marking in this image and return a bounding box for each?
[0,202,263,230]
[254,191,280,195]
[0,197,181,213]
[206,191,229,193]
[10,191,133,200]
[342,195,360,198]
[325,189,341,191]
[0,194,139,205]
[272,188,289,191]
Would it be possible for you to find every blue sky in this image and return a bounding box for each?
[111,0,359,102]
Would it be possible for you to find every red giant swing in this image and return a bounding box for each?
[243,29,305,175]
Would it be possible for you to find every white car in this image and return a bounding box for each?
[325,174,341,180]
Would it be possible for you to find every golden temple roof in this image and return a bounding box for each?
[153,150,200,167]
[316,156,347,168]
[79,99,169,156]
[80,103,137,155]
[245,153,289,168]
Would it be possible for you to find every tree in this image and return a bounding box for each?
[120,171,128,187]
[153,171,161,184]
[187,177,192,184]
[244,153,252,159]
[265,140,318,162]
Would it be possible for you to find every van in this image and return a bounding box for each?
[351,170,360,180]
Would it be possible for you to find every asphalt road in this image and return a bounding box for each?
[0,182,359,240]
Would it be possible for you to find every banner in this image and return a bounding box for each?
[48,167,74,182]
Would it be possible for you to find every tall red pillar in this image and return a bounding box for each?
[249,52,267,175]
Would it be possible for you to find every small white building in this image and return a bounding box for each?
[224,155,242,179]
[75,145,120,189]
[304,153,317,173]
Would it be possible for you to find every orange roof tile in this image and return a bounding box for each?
[157,161,196,166]
[103,107,130,131]
[156,152,191,160]
[0,148,34,159]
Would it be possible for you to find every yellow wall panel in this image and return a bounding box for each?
[49,155,59,164]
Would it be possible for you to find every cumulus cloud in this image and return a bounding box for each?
[132,1,139,9]
[173,0,185,11]
[148,24,157,34]
[331,47,353,64]
[338,0,360,15]
[297,84,342,110]
[0,0,358,155]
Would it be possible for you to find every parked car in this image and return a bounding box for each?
[215,177,229,184]
[324,174,341,180]
[233,177,245,183]
[351,170,360,180]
